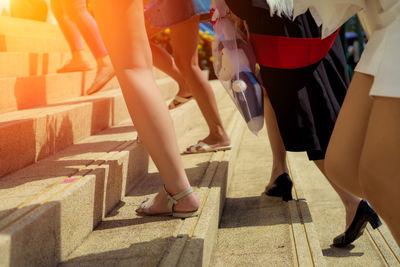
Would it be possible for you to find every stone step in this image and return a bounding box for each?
[0,16,69,53]
[0,81,235,266]
[0,69,177,114]
[0,16,62,37]
[0,51,98,78]
[287,152,400,266]
[0,33,70,53]
[0,71,119,114]
[0,51,169,79]
[0,77,178,178]
[59,84,244,267]
[0,52,67,78]
[0,120,148,267]
[210,128,325,266]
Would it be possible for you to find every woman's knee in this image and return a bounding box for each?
[359,97,400,201]
[358,162,380,201]
[62,0,88,22]
[174,55,199,75]
[50,0,63,19]
[325,147,358,186]
[358,149,396,203]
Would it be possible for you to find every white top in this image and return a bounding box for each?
[293,0,400,98]
[293,0,400,38]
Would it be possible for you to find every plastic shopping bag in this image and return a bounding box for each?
[211,0,264,135]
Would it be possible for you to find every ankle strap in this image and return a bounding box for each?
[163,186,194,212]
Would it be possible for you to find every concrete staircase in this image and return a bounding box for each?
[209,126,400,266]
[0,16,180,266]
[1,15,399,267]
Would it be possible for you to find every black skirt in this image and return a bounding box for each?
[226,0,350,160]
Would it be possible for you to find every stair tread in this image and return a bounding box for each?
[210,130,297,266]
[0,71,179,115]
[59,84,243,266]
[211,125,400,266]
[0,88,123,123]
[0,52,167,79]
[0,70,120,114]
[0,119,137,219]
[0,81,239,266]
[0,16,62,36]
[288,152,400,266]
[0,88,131,178]
[0,116,148,266]
[0,75,179,178]
[0,74,175,123]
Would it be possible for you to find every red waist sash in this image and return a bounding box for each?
[250,29,340,69]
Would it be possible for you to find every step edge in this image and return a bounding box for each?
[159,110,246,267]
[0,139,148,266]
[287,152,326,267]
[0,83,228,266]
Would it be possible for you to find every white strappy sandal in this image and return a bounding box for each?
[184,141,232,154]
[168,95,193,109]
[136,186,199,218]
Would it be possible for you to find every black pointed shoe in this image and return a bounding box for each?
[333,200,382,247]
[264,173,293,202]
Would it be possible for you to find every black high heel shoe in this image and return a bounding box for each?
[264,173,293,202]
[333,200,382,247]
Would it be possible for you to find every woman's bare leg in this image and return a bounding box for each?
[314,160,361,229]
[325,72,374,197]
[51,0,92,71]
[147,26,191,102]
[263,91,361,228]
[170,16,230,149]
[93,0,199,213]
[359,96,400,245]
[263,93,288,186]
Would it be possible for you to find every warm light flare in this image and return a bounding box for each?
[0,0,9,7]
[0,0,10,14]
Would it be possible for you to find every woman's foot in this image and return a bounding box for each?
[57,58,93,73]
[168,85,192,109]
[266,165,290,189]
[264,173,293,201]
[333,200,382,247]
[86,56,115,95]
[86,64,115,95]
[185,133,231,153]
[136,187,200,217]
[57,50,93,73]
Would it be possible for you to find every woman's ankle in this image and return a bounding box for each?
[96,55,112,68]
[270,165,289,180]
[174,191,200,211]
[177,83,192,97]
[71,50,87,62]
[205,131,230,145]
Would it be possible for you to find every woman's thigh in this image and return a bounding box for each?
[325,72,374,196]
[93,0,152,70]
[359,96,400,196]
[61,0,87,17]
[50,0,64,17]
[146,23,166,39]
[169,16,200,67]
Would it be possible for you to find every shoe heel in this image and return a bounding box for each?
[369,213,382,229]
[281,179,293,202]
[282,189,293,202]
[280,175,293,202]
[266,173,294,201]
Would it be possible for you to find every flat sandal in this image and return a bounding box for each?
[136,186,199,218]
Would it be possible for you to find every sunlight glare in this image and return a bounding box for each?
[0,0,9,10]
[0,0,9,6]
